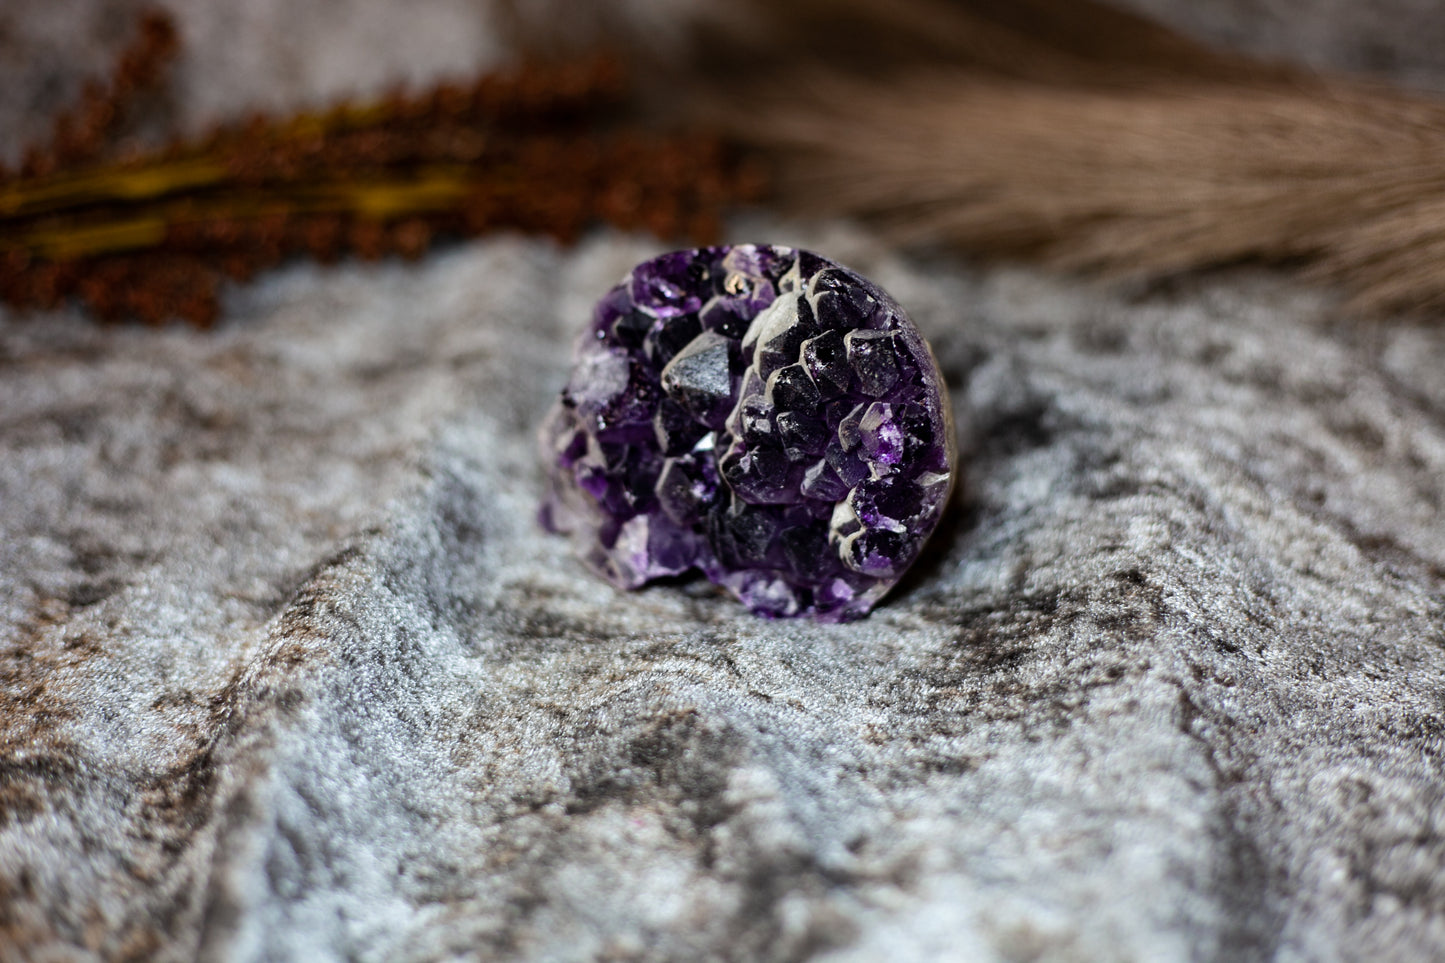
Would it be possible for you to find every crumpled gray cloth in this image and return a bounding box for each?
[5,0,1445,956]
[3,224,1444,961]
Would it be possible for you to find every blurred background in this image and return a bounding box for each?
[6,0,1445,326]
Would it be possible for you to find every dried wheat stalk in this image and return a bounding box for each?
[748,75,1445,313]
[545,0,1445,316]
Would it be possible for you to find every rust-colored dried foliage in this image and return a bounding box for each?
[0,10,763,326]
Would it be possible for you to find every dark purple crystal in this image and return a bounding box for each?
[539,245,955,621]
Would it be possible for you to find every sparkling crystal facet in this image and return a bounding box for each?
[539,245,955,621]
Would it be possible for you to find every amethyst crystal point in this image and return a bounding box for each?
[540,245,955,621]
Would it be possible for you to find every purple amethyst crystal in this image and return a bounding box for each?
[539,245,955,621]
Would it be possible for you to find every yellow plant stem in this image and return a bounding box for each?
[0,157,229,218]
[1,168,517,260]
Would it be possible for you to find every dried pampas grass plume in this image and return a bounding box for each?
[752,75,1445,314]
[506,0,1445,315]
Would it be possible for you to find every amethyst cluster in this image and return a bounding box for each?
[539,245,955,621]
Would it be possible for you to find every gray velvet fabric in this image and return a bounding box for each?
[3,3,1445,961]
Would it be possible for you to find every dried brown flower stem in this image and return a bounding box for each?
[0,12,761,327]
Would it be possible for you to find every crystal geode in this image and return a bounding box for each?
[539,245,955,621]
